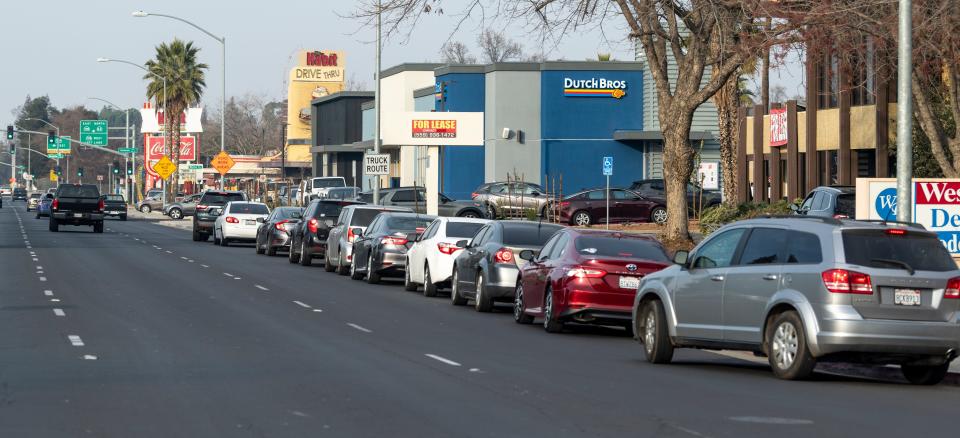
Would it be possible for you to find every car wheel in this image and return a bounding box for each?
[337,248,350,276]
[169,208,183,220]
[256,239,266,254]
[93,222,104,233]
[766,311,816,380]
[36,212,40,219]
[213,229,221,246]
[299,240,312,266]
[474,271,493,312]
[49,218,59,232]
[366,254,381,284]
[349,253,364,280]
[543,288,564,332]
[641,299,674,364]
[458,210,481,218]
[422,264,439,297]
[288,237,299,264]
[513,282,534,324]
[323,252,336,272]
[120,214,127,221]
[266,243,277,257]
[192,228,202,242]
[450,268,467,306]
[220,229,230,247]
[140,205,151,213]
[651,207,668,225]
[572,210,591,226]
[404,260,418,291]
[901,363,949,385]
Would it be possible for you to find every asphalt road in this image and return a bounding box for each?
[1,200,957,438]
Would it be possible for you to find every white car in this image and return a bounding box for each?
[404,217,490,296]
[213,201,270,247]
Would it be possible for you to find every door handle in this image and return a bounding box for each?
[710,275,724,282]
[762,274,778,281]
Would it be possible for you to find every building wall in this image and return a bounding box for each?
[485,70,542,184]
[540,69,646,192]
[435,72,486,200]
[636,43,719,135]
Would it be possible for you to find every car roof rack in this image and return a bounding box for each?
[853,219,926,230]
[754,214,842,225]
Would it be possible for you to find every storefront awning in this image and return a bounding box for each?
[613,130,715,141]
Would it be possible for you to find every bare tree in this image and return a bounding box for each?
[770,84,788,105]
[345,74,369,91]
[441,41,477,63]
[203,94,283,157]
[477,29,523,63]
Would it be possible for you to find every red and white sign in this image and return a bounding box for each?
[769,108,788,147]
[146,135,197,161]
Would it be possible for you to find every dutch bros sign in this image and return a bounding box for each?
[858,178,960,254]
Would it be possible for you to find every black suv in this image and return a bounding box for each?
[288,199,363,266]
[192,190,247,242]
[12,188,27,201]
[794,186,856,219]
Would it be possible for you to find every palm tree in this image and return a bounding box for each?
[144,39,207,198]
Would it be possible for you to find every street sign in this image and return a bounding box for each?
[97,175,104,181]
[118,147,138,154]
[364,153,390,175]
[602,156,613,176]
[48,153,64,159]
[180,164,203,171]
[153,156,177,180]
[80,120,108,146]
[211,151,236,175]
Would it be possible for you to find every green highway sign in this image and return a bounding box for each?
[118,147,138,153]
[58,136,71,154]
[48,153,64,159]
[80,120,108,146]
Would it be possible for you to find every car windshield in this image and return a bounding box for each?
[446,222,485,238]
[842,229,956,272]
[229,203,269,214]
[202,193,245,205]
[502,224,563,247]
[104,195,124,201]
[574,236,670,262]
[312,178,345,189]
[58,185,99,198]
[385,216,434,232]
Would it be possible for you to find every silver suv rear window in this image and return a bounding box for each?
[842,229,956,272]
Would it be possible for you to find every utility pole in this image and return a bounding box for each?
[895,0,913,222]
[373,0,382,204]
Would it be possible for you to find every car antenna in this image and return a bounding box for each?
[882,202,894,225]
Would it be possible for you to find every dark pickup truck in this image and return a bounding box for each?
[50,184,105,233]
[101,194,128,221]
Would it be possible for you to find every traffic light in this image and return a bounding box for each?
[6,125,13,140]
[54,165,62,176]
[47,130,56,147]
[77,167,84,177]
[112,161,120,174]
[127,164,133,176]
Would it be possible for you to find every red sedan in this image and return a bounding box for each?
[558,188,667,226]
[514,229,671,333]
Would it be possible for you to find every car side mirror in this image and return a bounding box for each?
[456,239,468,248]
[351,227,363,238]
[519,249,536,261]
[256,217,265,223]
[789,203,799,212]
[406,232,420,243]
[673,250,689,266]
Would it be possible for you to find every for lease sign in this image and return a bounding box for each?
[411,119,457,139]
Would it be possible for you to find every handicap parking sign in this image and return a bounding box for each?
[602,156,613,176]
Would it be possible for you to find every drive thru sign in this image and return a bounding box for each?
[364,154,390,175]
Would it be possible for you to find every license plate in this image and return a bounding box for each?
[894,289,921,306]
[244,220,256,225]
[74,213,83,218]
[619,276,640,290]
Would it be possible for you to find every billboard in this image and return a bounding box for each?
[856,178,960,254]
[146,135,197,162]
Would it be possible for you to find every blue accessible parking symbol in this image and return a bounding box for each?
[602,156,613,176]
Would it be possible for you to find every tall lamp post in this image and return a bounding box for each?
[895,0,913,222]
[98,57,166,205]
[88,97,134,203]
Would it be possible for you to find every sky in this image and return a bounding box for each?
[1,0,803,118]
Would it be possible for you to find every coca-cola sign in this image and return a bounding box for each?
[146,136,197,161]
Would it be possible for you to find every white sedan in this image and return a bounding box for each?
[213,201,270,247]
[405,217,489,296]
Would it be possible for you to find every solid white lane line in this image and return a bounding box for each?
[424,354,462,367]
[293,300,311,309]
[67,335,84,347]
[255,285,269,291]
[346,323,372,333]
[44,290,53,296]
[53,309,65,317]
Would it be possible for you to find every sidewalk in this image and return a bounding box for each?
[127,209,192,231]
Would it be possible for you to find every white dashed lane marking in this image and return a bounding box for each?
[255,285,269,291]
[53,309,65,317]
[425,354,461,367]
[67,335,84,347]
[293,301,311,309]
[346,323,372,333]
[44,290,53,296]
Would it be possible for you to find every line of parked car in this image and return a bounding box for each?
[178,184,960,385]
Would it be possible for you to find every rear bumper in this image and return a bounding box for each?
[222,224,258,240]
[486,264,520,299]
[194,218,216,232]
[52,212,104,223]
[374,251,407,277]
[813,307,960,358]
[270,230,293,248]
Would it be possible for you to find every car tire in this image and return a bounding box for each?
[49,218,59,232]
[572,210,591,226]
[650,207,668,225]
[474,271,493,312]
[543,288,564,332]
[404,261,418,291]
[450,269,467,306]
[513,282,534,324]
[366,254,380,284]
[213,229,221,246]
[422,264,439,297]
[901,363,949,385]
[140,205,151,213]
[323,253,336,272]
[266,244,277,257]
[299,240,312,266]
[337,249,350,276]
[288,238,299,264]
[169,208,183,220]
[36,212,40,219]
[640,299,674,364]
[349,254,364,280]
[256,240,266,255]
[120,214,127,221]
[766,311,816,380]
[93,222,104,233]
[458,209,481,218]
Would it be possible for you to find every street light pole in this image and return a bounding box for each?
[88,97,135,203]
[895,0,913,222]
[373,0,382,205]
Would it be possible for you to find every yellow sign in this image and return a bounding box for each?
[211,151,236,175]
[50,169,58,182]
[286,50,345,154]
[153,156,177,180]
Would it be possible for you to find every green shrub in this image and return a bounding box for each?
[699,200,795,235]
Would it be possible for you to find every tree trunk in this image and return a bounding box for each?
[172,107,182,197]
[661,111,696,242]
[165,110,175,201]
[713,72,740,206]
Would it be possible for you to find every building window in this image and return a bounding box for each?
[817,52,839,109]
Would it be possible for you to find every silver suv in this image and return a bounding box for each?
[633,216,960,384]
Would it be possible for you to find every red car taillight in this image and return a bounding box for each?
[438,242,460,255]
[275,219,290,231]
[559,201,570,209]
[494,248,514,264]
[347,227,358,243]
[945,277,960,299]
[382,236,408,246]
[822,269,873,294]
[196,204,208,211]
[225,216,239,224]
[471,192,478,199]
[97,199,105,212]
[566,267,607,278]
[52,199,59,210]
[307,218,319,234]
